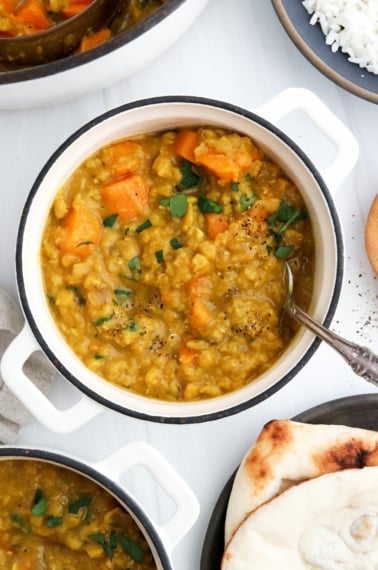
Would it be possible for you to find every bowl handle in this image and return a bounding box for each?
[0,323,103,432]
[254,87,359,193]
[95,441,200,553]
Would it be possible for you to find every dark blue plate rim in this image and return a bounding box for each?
[200,393,378,569]
[271,0,378,104]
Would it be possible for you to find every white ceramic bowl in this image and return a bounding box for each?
[0,442,199,570]
[0,0,209,109]
[1,89,359,432]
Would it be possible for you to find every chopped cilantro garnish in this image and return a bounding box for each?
[267,201,305,234]
[240,192,258,212]
[32,489,47,517]
[103,214,118,228]
[128,256,140,270]
[136,219,152,233]
[69,496,93,514]
[46,516,63,528]
[76,241,94,247]
[274,245,294,259]
[125,319,139,332]
[10,513,29,533]
[114,288,132,303]
[88,533,114,560]
[266,245,272,256]
[155,249,164,263]
[95,312,114,327]
[161,194,188,218]
[231,181,239,192]
[170,238,182,249]
[179,160,201,190]
[118,533,144,563]
[198,195,224,214]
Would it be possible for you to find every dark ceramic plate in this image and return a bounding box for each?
[200,393,378,569]
[271,0,378,104]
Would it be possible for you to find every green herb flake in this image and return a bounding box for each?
[114,288,132,303]
[266,245,272,256]
[94,354,105,360]
[118,534,145,563]
[46,516,63,528]
[128,256,140,270]
[32,489,47,517]
[110,529,118,550]
[125,319,139,332]
[274,245,294,259]
[88,533,114,560]
[10,513,29,533]
[179,160,201,190]
[160,197,170,207]
[69,496,93,514]
[170,238,182,250]
[267,201,306,235]
[103,213,118,228]
[95,312,114,327]
[155,249,164,263]
[136,219,152,233]
[198,195,224,214]
[170,194,188,218]
[231,181,239,193]
[76,241,94,247]
[240,192,258,212]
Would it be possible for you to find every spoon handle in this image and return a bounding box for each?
[288,303,378,384]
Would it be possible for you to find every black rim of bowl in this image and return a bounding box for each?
[0,446,172,569]
[0,0,187,84]
[16,95,344,424]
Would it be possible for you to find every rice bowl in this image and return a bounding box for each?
[302,0,378,74]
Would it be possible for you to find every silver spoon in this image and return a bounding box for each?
[284,261,378,384]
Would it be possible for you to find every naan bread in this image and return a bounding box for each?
[366,194,378,276]
[222,466,378,570]
[225,420,378,542]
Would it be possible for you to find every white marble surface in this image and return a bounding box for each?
[0,0,377,568]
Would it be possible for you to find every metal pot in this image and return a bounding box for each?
[1,89,359,430]
[0,441,199,570]
[0,0,209,109]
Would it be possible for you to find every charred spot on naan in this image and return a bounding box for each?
[313,439,378,471]
[244,420,295,489]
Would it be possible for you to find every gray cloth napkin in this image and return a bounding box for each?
[0,288,54,443]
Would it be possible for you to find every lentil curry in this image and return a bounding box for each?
[0,0,168,66]
[41,126,315,402]
[0,459,156,569]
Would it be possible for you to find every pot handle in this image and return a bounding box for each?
[254,87,359,193]
[95,441,200,553]
[0,323,103,432]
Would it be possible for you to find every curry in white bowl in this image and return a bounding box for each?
[40,126,314,402]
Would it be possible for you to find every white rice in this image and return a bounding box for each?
[302,0,378,74]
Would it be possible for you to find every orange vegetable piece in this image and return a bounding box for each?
[79,27,111,52]
[189,299,211,331]
[15,0,51,30]
[102,140,144,178]
[234,150,253,171]
[60,207,102,259]
[0,0,15,14]
[187,275,212,299]
[174,129,199,163]
[101,174,149,221]
[196,151,240,183]
[178,344,199,366]
[204,213,229,239]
